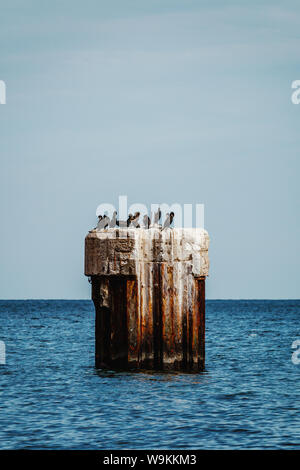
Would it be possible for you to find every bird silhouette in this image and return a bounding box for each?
[95,215,102,230]
[98,213,110,229]
[127,213,133,227]
[153,208,161,225]
[131,211,140,228]
[109,211,117,228]
[143,214,151,228]
[170,211,174,226]
[162,211,175,229]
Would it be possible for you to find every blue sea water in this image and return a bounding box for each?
[0,300,299,450]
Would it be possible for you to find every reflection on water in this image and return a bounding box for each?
[94,368,211,383]
[0,300,299,449]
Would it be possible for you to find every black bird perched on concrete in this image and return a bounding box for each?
[131,211,140,228]
[95,215,102,230]
[153,207,161,225]
[163,211,175,229]
[127,213,133,227]
[109,211,117,228]
[98,213,110,229]
[143,214,151,228]
[170,211,174,226]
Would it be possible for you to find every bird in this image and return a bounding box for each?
[153,207,161,225]
[131,211,140,228]
[143,214,151,228]
[98,213,110,229]
[103,215,110,228]
[127,213,133,227]
[109,211,117,228]
[162,211,175,229]
[96,215,103,230]
[170,211,174,226]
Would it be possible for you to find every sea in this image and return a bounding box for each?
[0,300,299,449]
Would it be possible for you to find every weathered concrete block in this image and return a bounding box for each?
[85,227,210,371]
[85,228,209,277]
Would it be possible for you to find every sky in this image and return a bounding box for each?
[0,0,299,299]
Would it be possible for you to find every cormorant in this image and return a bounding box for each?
[98,213,110,229]
[162,211,175,229]
[154,207,161,225]
[127,213,133,227]
[96,215,103,229]
[131,211,140,228]
[170,211,174,226]
[143,214,151,228]
[109,211,117,228]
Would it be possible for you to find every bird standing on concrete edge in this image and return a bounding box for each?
[143,214,151,228]
[153,207,161,226]
[162,211,175,229]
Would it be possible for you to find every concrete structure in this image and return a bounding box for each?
[85,227,209,371]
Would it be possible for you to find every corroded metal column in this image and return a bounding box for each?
[85,228,209,372]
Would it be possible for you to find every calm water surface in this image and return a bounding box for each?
[0,300,299,449]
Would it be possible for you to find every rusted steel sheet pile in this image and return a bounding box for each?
[85,228,209,371]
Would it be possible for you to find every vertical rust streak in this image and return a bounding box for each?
[187,272,194,369]
[109,278,117,364]
[153,262,163,369]
[161,263,167,365]
[144,263,150,367]
[120,278,128,368]
[197,277,206,370]
[139,262,146,367]
[93,276,101,367]
[158,263,163,369]
[181,263,188,369]
[162,264,175,369]
[92,276,111,369]
[144,263,154,369]
[110,278,128,368]
[95,304,111,368]
[161,263,168,368]
[192,280,199,370]
[127,279,139,368]
[174,264,182,369]
[169,265,175,368]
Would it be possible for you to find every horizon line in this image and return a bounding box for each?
[0,298,299,301]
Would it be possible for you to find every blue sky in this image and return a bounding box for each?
[0,0,299,298]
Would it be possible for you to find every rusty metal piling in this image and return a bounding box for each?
[85,227,209,372]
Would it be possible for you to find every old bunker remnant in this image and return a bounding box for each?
[85,227,210,371]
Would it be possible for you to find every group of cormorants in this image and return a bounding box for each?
[96,208,174,230]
